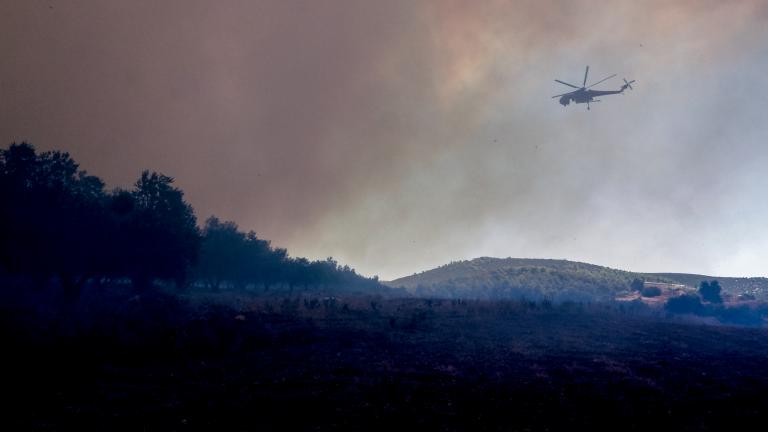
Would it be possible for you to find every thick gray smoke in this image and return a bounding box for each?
[2,1,767,279]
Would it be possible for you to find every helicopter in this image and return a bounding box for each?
[553,66,635,110]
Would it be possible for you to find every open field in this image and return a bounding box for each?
[4,286,768,430]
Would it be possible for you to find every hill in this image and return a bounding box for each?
[387,257,768,301]
[385,257,661,301]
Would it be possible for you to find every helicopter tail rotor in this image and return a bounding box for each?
[622,78,635,91]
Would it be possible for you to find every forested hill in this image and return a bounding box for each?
[385,257,667,301]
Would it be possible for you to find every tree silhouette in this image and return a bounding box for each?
[123,171,200,290]
[699,280,723,303]
[198,217,247,290]
[2,142,384,297]
[196,216,292,290]
[641,286,662,297]
[195,216,385,293]
[0,143,109,297]
[665,294,704,315]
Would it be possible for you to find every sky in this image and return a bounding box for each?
[2,0,768,280]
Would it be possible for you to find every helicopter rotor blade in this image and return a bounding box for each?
[586,74,616,89]
[552,92,571,98]
[583,66,589,87]
[554,80,580,89]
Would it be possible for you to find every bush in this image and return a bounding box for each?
[699,280,723,304]
[641,286,662,297]
[665,294,704,315]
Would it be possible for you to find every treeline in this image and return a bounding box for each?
[663,280,766,326]
[197,216,387,294]
[0,142,387,298]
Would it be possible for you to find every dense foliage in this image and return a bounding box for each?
[0,143,201,295]
[641,286,662,297]
[0,142,386,297]
[665,294,704,315]
[663,286,764,326]
[196,216,388,295]
[699,280,723,303]
[653,272,768,300]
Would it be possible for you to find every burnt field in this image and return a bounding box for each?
[4,288,768,431]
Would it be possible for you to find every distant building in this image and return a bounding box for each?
[643,281,687,290]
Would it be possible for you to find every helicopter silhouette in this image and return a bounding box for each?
[553,66,635,110]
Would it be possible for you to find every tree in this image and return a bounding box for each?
[99,189,136,280]
[699,280,723,303]
[243,231,281,289]
[665,294,704,315]
[123,171,200,290]
[630,278,645,292]
[196,216,291,291]
[0,142,109,298]
[0,143,45,275]
[197,217,247,290]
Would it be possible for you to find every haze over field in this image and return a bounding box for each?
[3,0,768,280]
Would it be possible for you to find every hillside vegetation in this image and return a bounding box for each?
[651,273,768,300]
[386,257,666,301]
[388,258,768,302]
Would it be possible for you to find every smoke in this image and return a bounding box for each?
[2,1,767,279]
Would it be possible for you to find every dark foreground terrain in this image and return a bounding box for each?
[4,285,768,431]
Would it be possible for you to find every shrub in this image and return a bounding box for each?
[641,286,662,297]
[665,294,704,315]
[630,278,645,292]
[699,280,723,303]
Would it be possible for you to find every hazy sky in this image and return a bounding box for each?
[3,0,768,279]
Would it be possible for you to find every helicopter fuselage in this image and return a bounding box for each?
[553,67,634,109]
[559,88,624,106]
